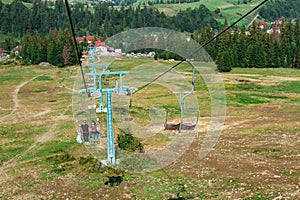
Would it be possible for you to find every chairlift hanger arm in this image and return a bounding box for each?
[180,60,195,107]
[85,71,129,77]
[87,63,110,67]
[132,0,270,95]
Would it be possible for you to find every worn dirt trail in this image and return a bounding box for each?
[0,103,72,183]
[0,74,46,123]
[0,72,74,180]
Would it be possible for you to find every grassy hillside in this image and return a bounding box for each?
[148,0,265,26]
[0,58,299,199]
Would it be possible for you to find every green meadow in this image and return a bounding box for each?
[0,57,299,199]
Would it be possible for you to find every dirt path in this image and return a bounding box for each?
[0,74,46,123]
[247,14,259,29]
[217,4,234,9]
[58,84,76,92]
[35,104,72,143]
[0,68,77,186]
[223,73,300,85]
[0,104,72,188]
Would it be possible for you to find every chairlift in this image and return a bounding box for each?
[76,91,104,139]
[181,114,199,130]
[87,83,94,87]
[91,91,101,98]
[164,110,199,131]
[87,104,97,110]
[115,80,133,96]
[164,111,181,130]
[164,60,199,133]
[115,80,136,121]
[87,77,94,82]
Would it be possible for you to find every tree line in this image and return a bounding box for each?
[0,0,219,40]
[0,0,218,66]
[148,0,200,5]
[20,29,78,67]
[259,0,300,22]
[1,0,300,70]
[193,19,300,71]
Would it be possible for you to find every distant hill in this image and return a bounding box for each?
[140,0,264,26]
[142,0,299,26]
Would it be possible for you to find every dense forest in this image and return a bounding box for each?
[0,0,219,39]
[0,0,300,70]
[16,19,300,70]
[198,20,300,71]
[20,29,78,67]
[22,0,138,6]
[259,0,300,21]
[0,0,218,66]
[148,0,201,5]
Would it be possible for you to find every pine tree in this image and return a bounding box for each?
[255,42,267,68]
[269,43,276,68]
[217,19,231,52]
[0,36,17,51]
[216,51,232,72]
[274,41,286,68]
[295,49,300,68]
[20,31,33,64]
[31,30,42,64]
[10,0,30,35]
[37,39,47,64]
[232,45,239,67]
[236,26,247,67]
[199,24,217,59]
[47,42,56,65]
[243,44,252,68]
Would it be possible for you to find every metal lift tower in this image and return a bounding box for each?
[84,46,136,165]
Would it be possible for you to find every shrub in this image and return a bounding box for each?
[117,129,144,153]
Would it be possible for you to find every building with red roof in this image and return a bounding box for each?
[76,36,119,54]
[258,21,268,30]
[76,36,101,44]
[0,47,8,57]
[272,18,283,27]
[76,36,85,43]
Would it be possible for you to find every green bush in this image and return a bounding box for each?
[117,129,144,153]
[79,156,102,173]
[47,152,75,164]
[218,64,232,72]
